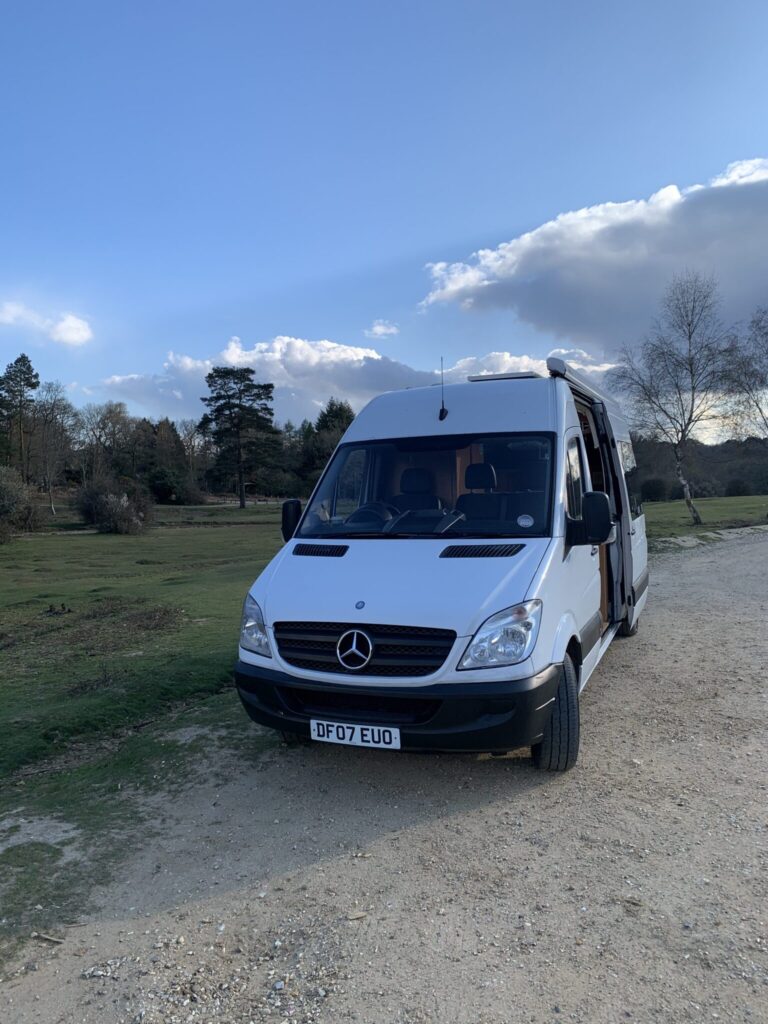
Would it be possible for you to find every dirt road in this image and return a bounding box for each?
[3,534,767,1023]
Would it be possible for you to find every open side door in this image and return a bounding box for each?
[590,401,636,627]
[548,357,636,628]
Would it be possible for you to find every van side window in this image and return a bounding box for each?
[565,438,584,519]
[618,440,643,519]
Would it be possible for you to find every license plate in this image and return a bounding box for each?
[310,719,401,750]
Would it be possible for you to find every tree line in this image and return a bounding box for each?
[0,356,354,535]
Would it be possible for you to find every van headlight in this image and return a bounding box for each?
[240,594,272,658]
[459,601,542,670]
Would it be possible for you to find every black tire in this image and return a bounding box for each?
[531,654,580,772]
[618,616,639,637]
[280,730,311,746]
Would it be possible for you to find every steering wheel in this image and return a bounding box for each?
[345,501,401,524]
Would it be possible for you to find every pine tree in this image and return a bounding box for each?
[1,354,40,481]
[199,367,275,508]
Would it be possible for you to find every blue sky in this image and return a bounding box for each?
[2,0,768,422]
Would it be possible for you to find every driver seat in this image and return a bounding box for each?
[391,468,442,512]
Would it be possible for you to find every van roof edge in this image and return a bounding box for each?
[467,372,544,382]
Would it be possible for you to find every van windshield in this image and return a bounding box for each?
[298,432,554,539]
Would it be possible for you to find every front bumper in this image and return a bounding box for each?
[234,660,562,753]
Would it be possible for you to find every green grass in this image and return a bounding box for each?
[643,494,768,539]
[0,509,283,777]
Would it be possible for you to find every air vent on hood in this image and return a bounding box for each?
[293,543,349,558]
[439,544,524,558]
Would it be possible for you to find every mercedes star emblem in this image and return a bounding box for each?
[336,629,373,671]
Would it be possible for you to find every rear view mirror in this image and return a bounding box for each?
[281,499,302,542]
[582,491,612,544]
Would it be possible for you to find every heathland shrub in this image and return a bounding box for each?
[725,478,751,497]
[0,466,40,543]
[147,467,204,505]
[78,478,154,534]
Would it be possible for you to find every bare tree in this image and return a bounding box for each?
[30,382,78,514]
[176,418,203,482]
[728,307,768,437]
[609,271,735,525]
[78,401,133,480]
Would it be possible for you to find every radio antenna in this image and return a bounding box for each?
[439,357,448,420]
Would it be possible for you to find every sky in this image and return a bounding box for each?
[1,0,768,424]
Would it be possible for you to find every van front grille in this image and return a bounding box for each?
[273,621,456,677]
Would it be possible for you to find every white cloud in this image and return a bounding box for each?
[100,334,613,424]
[423,158,768,349]
[0,301,48,332]
[48,313,93,346]
[709,158,768,187]
[364,319,400,339]
[0,301,93,346]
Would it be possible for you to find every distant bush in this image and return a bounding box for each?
[78,478,154,534]
[691,478,722,498]
[14,500,44,533]
[0,466,41,543]
[669,478,720,500]
[147,467,204,505]
[725,478,752,497]
[640,478,668,502]
[0,467,26,520]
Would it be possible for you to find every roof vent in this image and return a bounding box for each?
[439,544,525,558]
[293,544,349,558]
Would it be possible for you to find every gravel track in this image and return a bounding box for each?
[4,534,767,1023]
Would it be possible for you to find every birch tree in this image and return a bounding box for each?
[609,271,735,526]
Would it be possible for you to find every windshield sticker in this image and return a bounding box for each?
[517,514,534,529]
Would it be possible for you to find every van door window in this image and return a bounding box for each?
[566,437,585,519]
[618,440,643,518]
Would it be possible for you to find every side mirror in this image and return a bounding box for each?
[582,491,612,544]
[281,499,302,542]
[566,491,612,547]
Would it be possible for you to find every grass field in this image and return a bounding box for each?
[642,494,768,538]
[0,505,282,777]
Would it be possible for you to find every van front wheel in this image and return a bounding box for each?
[618,616,639,637]
[531,654,580,772]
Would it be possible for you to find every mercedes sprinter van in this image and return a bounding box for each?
[235,357,648,771]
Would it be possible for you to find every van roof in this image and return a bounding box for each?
[343,376,561,442]
[342,359,632,444]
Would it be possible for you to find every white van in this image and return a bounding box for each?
[235,358,648,771]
